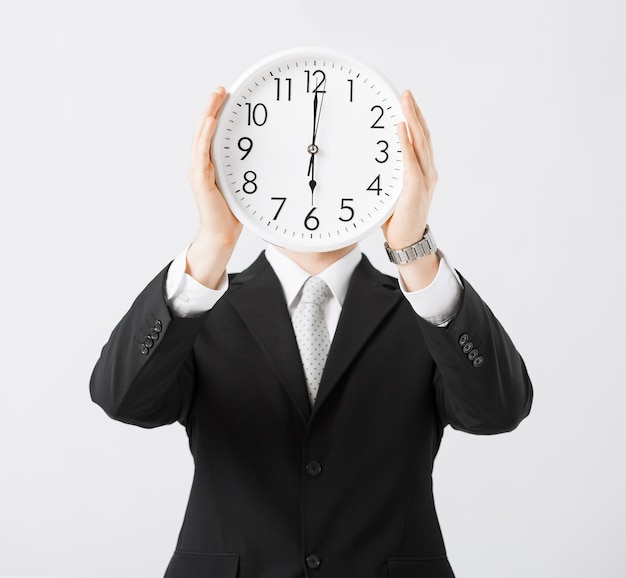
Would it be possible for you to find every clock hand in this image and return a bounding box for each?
[312,91,319,145]
[313,89,325,145]
[307,91,318,205]
[309,174,317,206]
[308,91,319,178]
[307,90,324,205]
[307,148,314,178]
[308,150,316,206]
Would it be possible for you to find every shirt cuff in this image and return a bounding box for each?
[165,248,228,318]
[399,250,463,327]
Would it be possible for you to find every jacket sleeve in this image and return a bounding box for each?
[415,273,533,435]
[89,266,209,428]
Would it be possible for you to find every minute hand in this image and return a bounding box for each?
[308,92,320,177]
[312,89,326,145]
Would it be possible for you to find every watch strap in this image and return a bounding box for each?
[384,226,437,265]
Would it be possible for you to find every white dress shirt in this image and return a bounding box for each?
[264,245,361,340]
[166,244,463,331]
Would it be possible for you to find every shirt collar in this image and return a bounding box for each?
[264,244,362,309]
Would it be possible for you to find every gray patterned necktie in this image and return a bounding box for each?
[292,277,331,405]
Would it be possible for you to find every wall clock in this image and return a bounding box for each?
[213,46,404,252]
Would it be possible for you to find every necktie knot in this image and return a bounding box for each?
[300,276,331,308]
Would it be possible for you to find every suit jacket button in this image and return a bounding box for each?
[462,341,473,354]
[306,554,321,569]
[144,336,154,348]
[149,328,160,340]
[473,355,484,367]
[459,333,469,346]
[305,461,322,477]
[154,320,163,333]
[139,344,149,355]
[468,348,479,361]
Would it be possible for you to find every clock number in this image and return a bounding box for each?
[304,207,320,230]
[305,69,326,93]
[370,105,385,129]
[339,198,355,222]
[366,175,382,195]
[275,77,292,101]
[245,103,268,126]
[242,170,257,194]
[375,140,389,163]
[271,196,286,220]
[347,79,354,102]
[237,137,253,160]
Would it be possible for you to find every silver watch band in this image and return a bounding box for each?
[384,226,437,265]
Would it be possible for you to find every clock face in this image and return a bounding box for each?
[213,47,404,252]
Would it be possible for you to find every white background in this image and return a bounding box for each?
[1,1,624,577]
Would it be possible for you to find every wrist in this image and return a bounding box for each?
[186,233,237,290]
[397,252,440,292]
[384,225,439,291]
[384,225,436,265]
[196,220,242,248]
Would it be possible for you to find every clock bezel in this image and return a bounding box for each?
[213,46,405,252]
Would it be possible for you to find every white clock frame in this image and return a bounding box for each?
[213,46,405,252]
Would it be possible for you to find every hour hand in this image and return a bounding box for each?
[308,152,316,205]
[307,143,319,175]
[309,176,317,205]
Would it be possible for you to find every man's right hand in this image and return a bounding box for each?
[186,86,243,289]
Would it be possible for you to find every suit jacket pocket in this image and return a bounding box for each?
[164,550,239,578]
[387,555,455,578]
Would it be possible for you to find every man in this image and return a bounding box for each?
[90,86,532,578]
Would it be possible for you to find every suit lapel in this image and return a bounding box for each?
[312,256,403,414]
[224,253,402,424]
[225,253,311,424]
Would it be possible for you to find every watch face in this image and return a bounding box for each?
[213,47,404,252]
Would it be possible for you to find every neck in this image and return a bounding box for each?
[274,244,357,276]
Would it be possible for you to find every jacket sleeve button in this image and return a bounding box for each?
[458,333,469,347]
[305,461,322,477]
[139,344,149,355]
[468,348,479,361]
[306,554,321,569]
[154,320,163,333]
[462,341,473,354]
[473,355,484,367]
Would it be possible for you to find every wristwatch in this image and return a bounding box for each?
[384,226,437,264]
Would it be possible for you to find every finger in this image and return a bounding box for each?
[408,92,436,175]
[407,90,431,143]
[196,115,218,176]
[400,92,428,173]
[193,86,226,148]
[401,90,435,177]
[208,85,227,117]
[397,121,422,176]
[193,86,226,151]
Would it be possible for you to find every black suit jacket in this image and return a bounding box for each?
[90,253,532,578]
